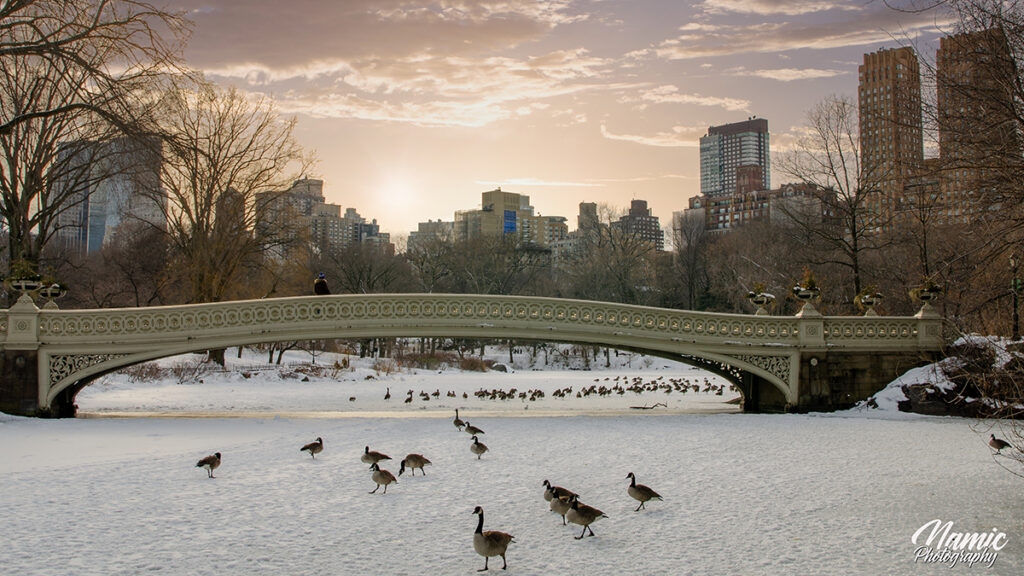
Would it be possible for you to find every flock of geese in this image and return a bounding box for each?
[193,408,665,571]
[193,410,1019,571]
[375,376,738,407]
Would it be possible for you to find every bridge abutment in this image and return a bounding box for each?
[794,351,941,412]
[0,350,39,416]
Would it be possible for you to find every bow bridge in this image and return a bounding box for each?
[0,293,943,417]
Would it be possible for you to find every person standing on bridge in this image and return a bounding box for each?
[314,272,331,295]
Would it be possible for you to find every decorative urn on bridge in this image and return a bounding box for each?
[857,287,883,316]
[746,283,775,316]
[3,259,43,304]
[792,268,821,316]
[38,282,68,309]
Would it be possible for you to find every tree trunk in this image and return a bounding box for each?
[208,348,226,367]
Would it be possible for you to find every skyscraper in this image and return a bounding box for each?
[936,28,1020,222]
[857,46,923,225]
[699,118,770,199]
[55,135,166,256]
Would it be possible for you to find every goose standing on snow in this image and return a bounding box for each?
[470,436,489,459]
[472,506,515,571]
[196,452,221,478]
[625,472,662,511]
[990,434,1012,453]
[362,446,392,468]
[549,494,572,525]
[464,421,484,436]
[454,409,466,431]
[369,463,398,494]
[542,479,577,502]
[300,437,324,459]
[566,495,607,539]
[384,387,391,401]
[399,454,432,476]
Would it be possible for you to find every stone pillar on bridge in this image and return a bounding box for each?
[1,294,41,415]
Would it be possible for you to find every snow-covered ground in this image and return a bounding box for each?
[2,347,1023,575]
[75,347,741,416]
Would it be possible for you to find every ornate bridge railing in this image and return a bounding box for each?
[0,293,944,415]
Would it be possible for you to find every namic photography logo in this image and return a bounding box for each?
[912,519,1009,569]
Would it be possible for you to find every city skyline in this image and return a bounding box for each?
[171,0,953,236]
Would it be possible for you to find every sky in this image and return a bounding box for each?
[170,0,954,239]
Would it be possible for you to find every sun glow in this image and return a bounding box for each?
[379,172,417,207]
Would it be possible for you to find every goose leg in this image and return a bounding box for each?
[561,515,566,526]
[576,525,587,539]
[635,502,644,512]
[588,526,595,537]
[383,484,388,494]
[478,557,489,571]
[370,484,379,494]
[501,554,507,570]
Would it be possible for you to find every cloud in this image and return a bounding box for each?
[647,8,946,60]
[600,124,706,148]
[699,0,862,16]
[629,85,751,112]
[475,177,603,187]
[204,48,629,127]
[172,0,587,69]
[731,67,848,81]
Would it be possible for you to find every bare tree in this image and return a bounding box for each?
[561,204,659,305]
[150,78,310,304]
[0,0,184,280]
[777,95,894,307]
[671,210,710,310]
[445,235,553,296]
[319,242,414,295]
[0,0,187,135]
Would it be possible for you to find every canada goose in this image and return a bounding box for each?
[990,434,1012,453]
[362,446,392,468]
[454,409,466,431]
[399,453,433,476]
[549,494,572,525]
[384,387,391,401]
[196,452,221,478]
[472,506,514,571]
[464,421,484,436]
[542,479,577,502]
[369,463,397,494]
[470,436,489,459]
[300,437,323,459]
[566,495,607,539]
[626,472,662,511]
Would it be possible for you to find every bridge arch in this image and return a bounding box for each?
[42,332,797,412]
[1,293,944,415]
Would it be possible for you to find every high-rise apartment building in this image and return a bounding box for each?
[857,46,923,226]
[610,199,664,251]
[937,28,1020,223]
[699,118,770,199]
[55,135,166,256]
[258,178,392,255]
[454,188,567,247]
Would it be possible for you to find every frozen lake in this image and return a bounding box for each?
[2,354,1022,574]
